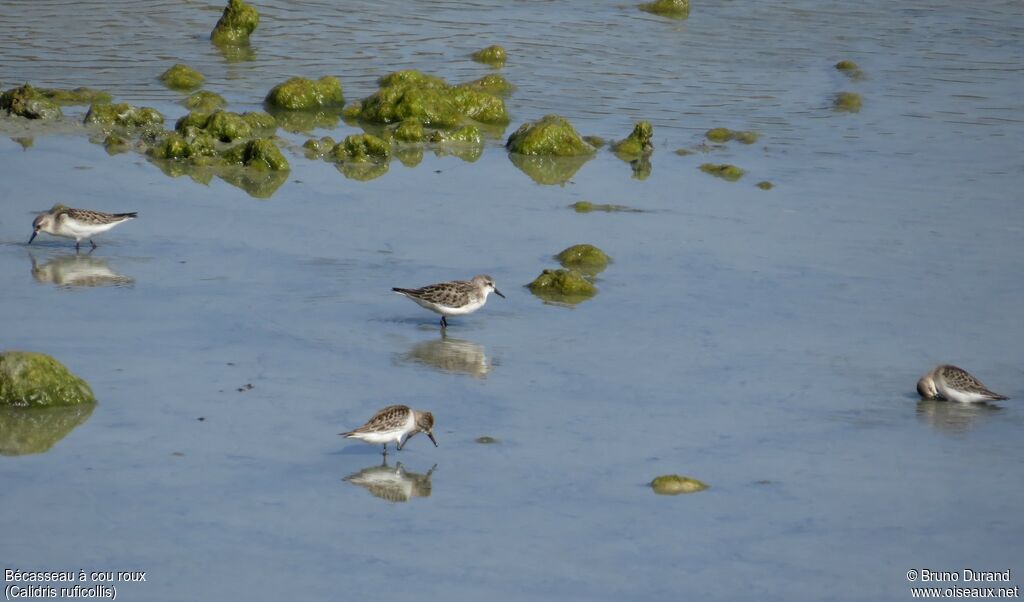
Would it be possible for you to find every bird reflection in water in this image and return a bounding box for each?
[30,253,134,288]
[915,399,1002,436]
[401,333,491,378]
[343,461,437,503]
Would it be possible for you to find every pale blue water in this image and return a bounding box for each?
[1,1,1023,600]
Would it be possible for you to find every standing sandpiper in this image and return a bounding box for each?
[393,274,505,328]
[29,204,138,251]
[339,405,438,456]
[917,365,1008,403]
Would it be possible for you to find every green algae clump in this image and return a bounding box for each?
[556,244,610,274]
[38,87,111,105]
[0,351,95,408]
[756,180,774,190]
[1,84,62,120]
[330,134,390,163]
[175,110,276,142]
[302,136,337,158]
[527,268,596,304]
[835,60,865,79]
[222,138,289,171]
[475,436,500,444]
[471,45,507,67]
[651,475,708,495]
[571,201,642,213]
[84,102,164,130]
[356,71,508,128]
[160,63,204,91]
[184,90,227,112]
[833,91,862,113]
[457,74,515,96]
[265,76,344,110]
[611,121,654,158]
[699,163,744,182]
[211,0,259,45]
[639,0,689,18]
[506,114,595,156]
[428,124,482,145]
[394,119,426,143]
[705,128,759,144]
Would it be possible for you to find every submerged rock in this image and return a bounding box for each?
[159,63,204,91]
[0,351,95,408]
[570,201,643,213]
[265,76,344,111]
[650,475,708,495]
[329,133,390,163]
[508,153,592,185]
[705,128,759,144]
[211,0,259,45]
[639,0,689,18]
[833,91,862,113]
[475,436,500,444]
[471,45,507,67]
[611,121,654,158]
[835,59,865,79]
[0,84,62,120]
[84,102,164,130]
[506,114,595,156]
[556,244,610,274]
[221,138,289,171]
[527,268,596,304]
[456,74,514,96]
[756,180,774,190]
[699,163,744,181]
[302,135,337,158]
[0,405,96,456]
[184,90,227,112]
[38,87,111,105]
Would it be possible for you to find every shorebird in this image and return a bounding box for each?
[917,365,1008,403]
[393,274,504,328]
[29,204,137,251]
[340,405,438,456]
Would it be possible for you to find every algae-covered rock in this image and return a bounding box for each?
[38,87,111,105]
[506,114,595,156]
[734,130,759,144]
[556,244,610,274]
[833,91,862,113]
[527,268,596,304]
[571,201,643,213]
[394,119,426,143]
[160,63,204,91]
[211,0,259,45]
[329,133,390,163]
[85,102,164,130]
[471,45,507,67]
[302,135,337,158]
[0,84,62,120]
[475,436,499,444]
[705,128,759,144]
[428,124,482,145]
[0,405,96,456]
[0,351,95,408]
[457,74,514,96]
[265,76,344,110]
[355,70,508,128]
[184,90,227,112]
[699,163,744,181]
[205,110,254,141]
[222,138,289,171]
[673,148,694,156]
[650,475,708,495]
[835,60,865,79]
[756,180,774,190]
[148,129,218,161]
[175,110,275,142]
[639,0,689,18]
[449,87,509,124]
[270,109,340,133]
[611,121,654,158]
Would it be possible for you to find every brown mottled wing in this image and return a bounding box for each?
[399,280,473,305]
[349,405,410,434]
[64,208,138,224]
[940,365,1007,400]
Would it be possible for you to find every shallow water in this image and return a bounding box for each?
[2,1,1023,600]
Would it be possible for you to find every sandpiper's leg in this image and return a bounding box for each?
[75,241,81,252]
[382,443,388,457]
[440,316,448,329]
[90,239,97,250]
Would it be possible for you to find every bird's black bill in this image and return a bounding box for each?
[494,289,506,298]
[28,231,37,245]
[427,432,438,447]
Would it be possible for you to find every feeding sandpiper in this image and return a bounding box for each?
[339,405,438,456]
[917,365,1008,403]
[393,274,505,328]
[29,204,138,251]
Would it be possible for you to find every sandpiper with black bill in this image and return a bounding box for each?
[393,274,504,329]
[340,405,438,456]
[29,204,138,251]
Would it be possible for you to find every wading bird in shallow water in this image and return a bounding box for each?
[917,365,1008,403]
[393,274,505,329]
[339,405,438,456]
[29,204,137,251]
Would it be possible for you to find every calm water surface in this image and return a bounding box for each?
[1,1,1023,600]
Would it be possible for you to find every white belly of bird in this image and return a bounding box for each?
[411,295,487,317]
[350,412,416,445]
[58,220,122,241]
[939,385,989,404]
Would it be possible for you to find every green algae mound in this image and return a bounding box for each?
[705,128,759,144]
[175,110,276,142]
[353,70,509,128]
[506,114,595,156]
[556,244,610,274]
[428,124,482,145]
[329,133,390,163]
[0,351,95,408]
[265,76,344,110]
[611,121,654,158]
[394,119,426,142]
[184,90,227,112]
[835,60,865,79]
[148,131,217,161]
[38,87,111,105]
[650,475,708,495]
[1,84,62,120]
[699,163,744,182]
[457,74,514,96]
[833,91,862,113]
[639,0,689,18]
[222,138,289,171]
[475,436,500,444]
[0,404,96,456]
[302,135,337,158]
[211,0,259,45]
[571,201,642,213]
[84,102,164,130]
[160,64,204,91]
[756,180,774,190]
[471,45,507,67]
[527,268,596,304]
